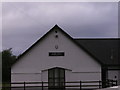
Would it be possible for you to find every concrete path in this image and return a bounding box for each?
[96,86,120,90]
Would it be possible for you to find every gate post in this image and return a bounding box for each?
[80,81,82,90]
[99,81,101,89]
[42,81,43,90]
[24,82,25,90]
[115,80,118,86]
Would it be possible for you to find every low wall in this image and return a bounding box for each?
[96,86,120,90]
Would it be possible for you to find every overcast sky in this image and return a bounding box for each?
[2,2,118,55]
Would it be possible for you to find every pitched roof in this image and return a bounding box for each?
[75,38,120,66]
[13,25,120,67]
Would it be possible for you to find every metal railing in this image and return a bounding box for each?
[2,80,117,90]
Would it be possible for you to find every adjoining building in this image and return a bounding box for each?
[11,25,120,89]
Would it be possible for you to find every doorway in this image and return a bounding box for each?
[48,67,65,89]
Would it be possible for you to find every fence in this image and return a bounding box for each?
[2,80,118,90]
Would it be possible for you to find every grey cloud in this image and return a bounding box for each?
[2,2,118,55]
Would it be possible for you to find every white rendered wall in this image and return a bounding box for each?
[40,70,101,81]
[108,70,120,85]
[108,71,119,81]
[11,28,101,82]
[11,73,41,82]
[69,72,101,81]
[41,70,48,82]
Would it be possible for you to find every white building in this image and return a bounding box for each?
[11,25,120,89]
